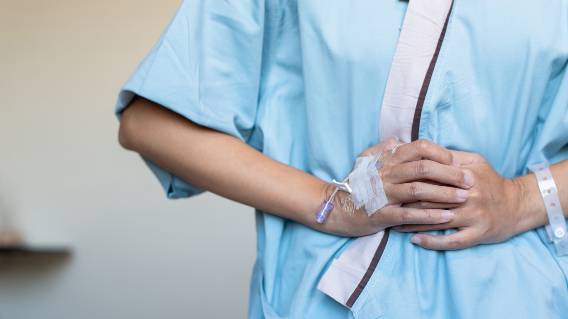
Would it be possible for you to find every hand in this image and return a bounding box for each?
[395,151,527,250]
[324,139,474,237]
[362,138,474,206]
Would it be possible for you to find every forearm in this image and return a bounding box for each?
[514,160,568,233]
[119,98,468,237]
[119,97,326,229]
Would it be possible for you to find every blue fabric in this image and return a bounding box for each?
[116,1,568,318]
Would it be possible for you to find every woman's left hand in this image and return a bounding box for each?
[394,151,529,250]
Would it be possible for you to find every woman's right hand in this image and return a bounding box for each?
[323,139,474,237]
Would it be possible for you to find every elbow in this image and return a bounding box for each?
[118,106,139,151]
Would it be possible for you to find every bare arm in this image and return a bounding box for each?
[119,97,469,236]
[119,98,328,231]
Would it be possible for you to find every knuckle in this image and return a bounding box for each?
[453,188,466,199]
[456,169,466,183]
[380,165,392,180]
[447,238,463,249]
[416,160,429,178]
[416,139,430,152]
[448,151,455,165]
[400,209,413,224]
[408,183,420,200]
[420,237,431,247]
[408,182,424,200]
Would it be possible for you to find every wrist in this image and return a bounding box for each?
[312,180,371,236]
[302,179,332,230]
[314,181,353,235]
[508,174,548,234]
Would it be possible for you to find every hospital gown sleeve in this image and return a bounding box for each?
[115,0,267,198]
[526,57,568,167]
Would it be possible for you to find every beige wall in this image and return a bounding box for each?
[0,1,255,318]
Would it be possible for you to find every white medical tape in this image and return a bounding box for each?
[529,162,568,256]
[348,153,389,215]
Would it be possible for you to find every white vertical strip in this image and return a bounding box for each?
[380,0,453,143]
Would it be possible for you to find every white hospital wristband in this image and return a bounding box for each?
[529,162,568,256]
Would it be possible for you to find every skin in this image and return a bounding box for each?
[397,151,568,250]
[119,97,568,250]
[118,97,469,237]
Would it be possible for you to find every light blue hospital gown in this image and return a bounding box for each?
[116,1,568,318]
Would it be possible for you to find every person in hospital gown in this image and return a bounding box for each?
[115,1,568,318]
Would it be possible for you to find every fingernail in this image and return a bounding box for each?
[456,189,469,201]
[463,170,474,188]
[441,210,454,222]
[411,235,422,245]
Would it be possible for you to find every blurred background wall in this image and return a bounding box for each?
[0,1,256,318]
